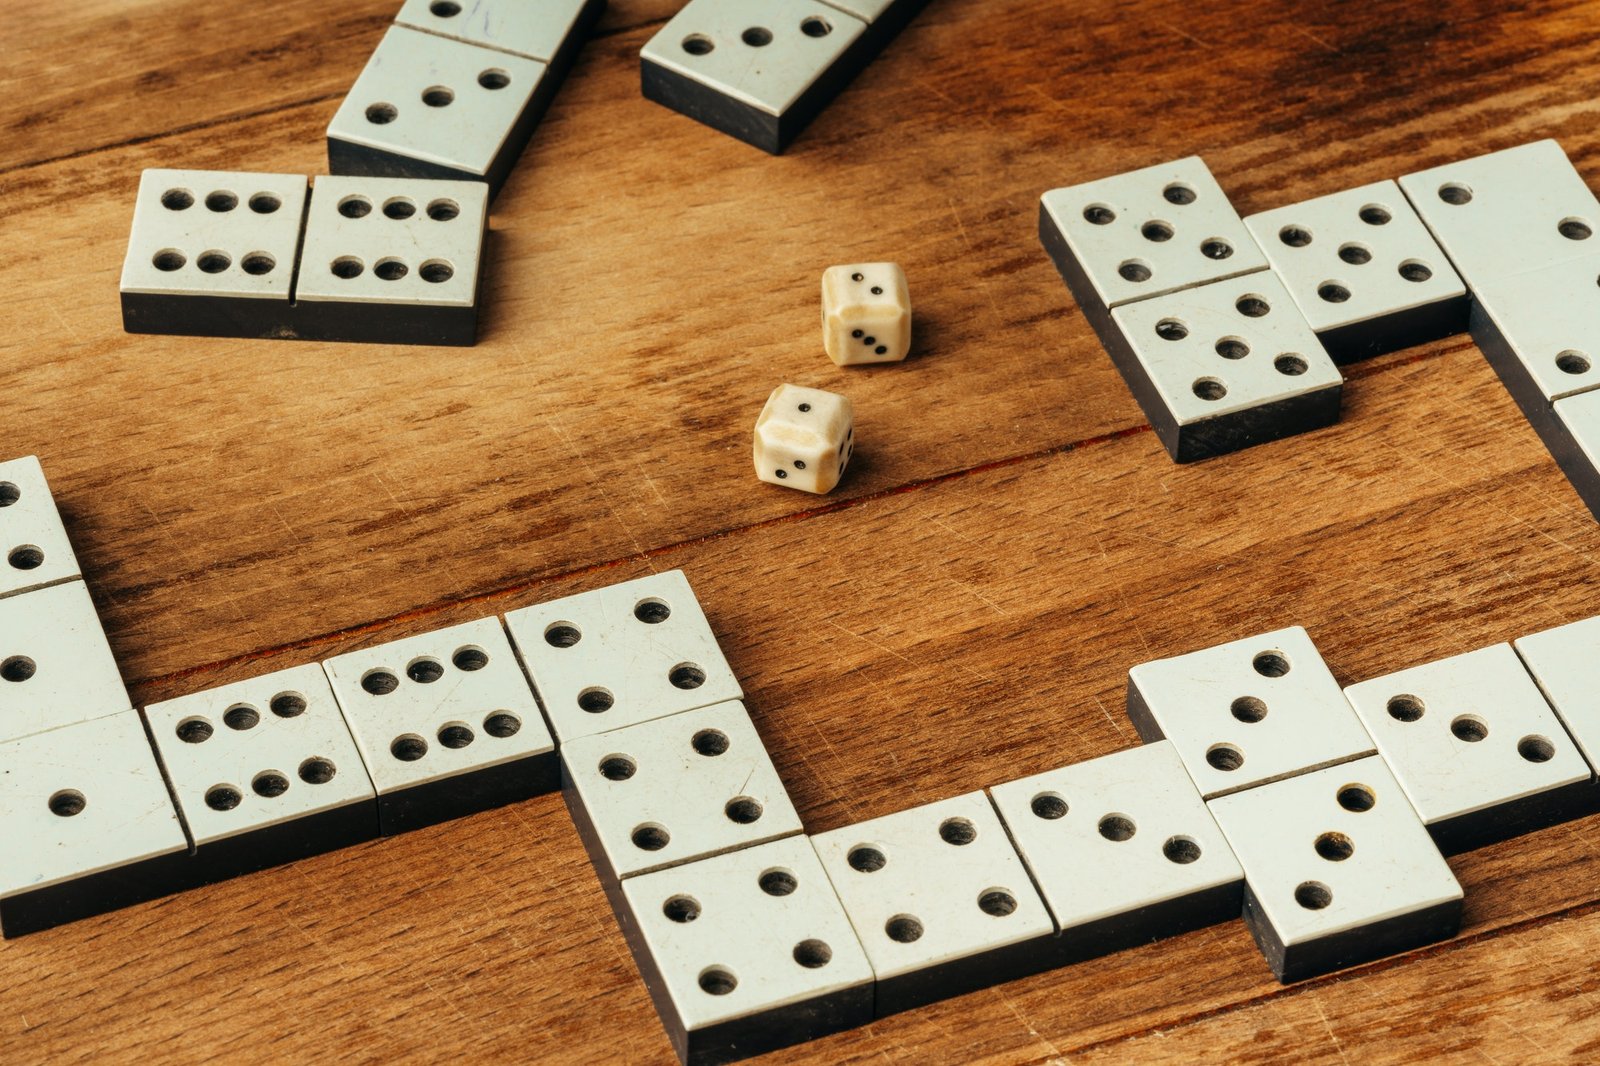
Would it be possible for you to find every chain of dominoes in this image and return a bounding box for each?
[7,455,1600,1064]
[117,0,606,345]
[116,0,936,346]
[1039,139,1600,517]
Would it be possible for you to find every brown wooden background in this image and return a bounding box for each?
[4,0,1600,1061]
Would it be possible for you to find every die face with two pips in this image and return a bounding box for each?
[823,263,911,366]
[753,384,855,494]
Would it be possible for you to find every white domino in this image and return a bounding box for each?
[1399,139,1600,287]
[640,0,870,155]
[812,791,1055,1017]
[1554,388,1600,520]
[1039,156,1269,318]
[119,168,309,338]
[1472,252,1600,407]
[619,836,874,1065]
[0,710,189,937]
[0,456,82,600]
[1517,616,1600,771]
[504,570,742,743]
[1208,756,1462,982]
[323,616,556,835]
[395,0,596,62]
[1468,252,1600,517]
[327,26,548,195]
[0,579,130,743]
[119,169,489,345]
[1343,643,1595,854]
[1127,626,1374,799]
[294,174,489,346]
[561,700,801,880]
[1107,272,1344,462]
[1244,180,1467,362]
[989,741,1243,964]
[1419,146,1600,524]
[119,168,307,301]
[144,663,377,882]
[329,0,603,196]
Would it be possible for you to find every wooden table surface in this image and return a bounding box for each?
[5,0,1600,1061]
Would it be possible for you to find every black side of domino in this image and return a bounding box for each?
[1316,295,1469,366]
[120,287,483,346]
[1241,883,1462,985]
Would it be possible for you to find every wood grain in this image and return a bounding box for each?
[0,0,679,172]
[5,0,1600,1062]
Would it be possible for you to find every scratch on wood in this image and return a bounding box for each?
[1290,25,1343,55]
[997,990,1065,1060]
[1310,994,1354,1066]
[1157,21,1210,48]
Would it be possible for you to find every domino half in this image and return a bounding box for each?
[641,0,932,154]
[328,0,608,198]
[1401,141,1600,520]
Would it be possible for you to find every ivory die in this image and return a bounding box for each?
[822,263,911,365]
[753,384,855,494]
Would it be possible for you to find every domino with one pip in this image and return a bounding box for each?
[0,710,190,937]
[0,579,132,743]
[1517,615,1600,772]
[1469,252,1600,520]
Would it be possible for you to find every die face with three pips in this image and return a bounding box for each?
[753,384,855,494]
[823,262,912,366]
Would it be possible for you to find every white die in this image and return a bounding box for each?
[753,384,854,494]
[822,263,911,365]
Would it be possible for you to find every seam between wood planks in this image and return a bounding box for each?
[121,334,1478,695]
[0,15,672,179]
